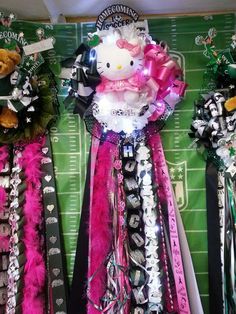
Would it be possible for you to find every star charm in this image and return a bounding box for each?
[36,28,44,36]
[26,117,31,123]
[9,13,15,19]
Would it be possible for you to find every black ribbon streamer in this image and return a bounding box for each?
[224,177,236,313]
[68,150,91,314]
[41,134,68,314]
[206,161,224,314]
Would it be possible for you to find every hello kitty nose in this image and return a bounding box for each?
[116,65,122,70]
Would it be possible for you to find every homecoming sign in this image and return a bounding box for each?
[96,4,139,30]
[0,31,28,46]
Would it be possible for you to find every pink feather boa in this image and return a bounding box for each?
[87,140,116,314]
[0,145,8,172]
[0,235,9,251]
[0,151,9,251]
[20,140,46,314]
[0,187,7,212]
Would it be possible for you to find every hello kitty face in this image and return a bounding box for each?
[95,40,143,81]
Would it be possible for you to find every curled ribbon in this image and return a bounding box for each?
[190,92,236,152]
[143,44,184,98]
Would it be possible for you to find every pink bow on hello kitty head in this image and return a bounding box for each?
[116,39,141,57]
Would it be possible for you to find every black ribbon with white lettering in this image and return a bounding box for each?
[120,137,147,311]
[41,134,68,314]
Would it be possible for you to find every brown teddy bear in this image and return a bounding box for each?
[0,49,21,128]
[0,48,21,78]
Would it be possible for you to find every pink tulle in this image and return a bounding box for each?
[21,140,46,314]
[87,141,116,314]
[0,187,7,212]
[0,145,8,172]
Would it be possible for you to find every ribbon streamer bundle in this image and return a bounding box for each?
[66,21,202,314]
[189,29,236,314]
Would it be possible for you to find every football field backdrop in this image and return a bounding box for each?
[12,13,236,314]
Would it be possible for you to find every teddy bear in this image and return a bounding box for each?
[0,48,21,78]
[0,48,21,128]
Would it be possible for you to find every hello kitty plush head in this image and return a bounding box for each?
[95,40,143,81]
[94,24,145,81]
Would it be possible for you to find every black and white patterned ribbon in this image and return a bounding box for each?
[6,148,25,314]
[135,140,163,312]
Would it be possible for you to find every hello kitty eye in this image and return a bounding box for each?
[106,63,110,68]
[130,60,134,66]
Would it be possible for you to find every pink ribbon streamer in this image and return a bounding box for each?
[113,156,131,314]
[89,136,100,212]
[0,145,9,172]
[88,139,117,314]
[148,131,191,314]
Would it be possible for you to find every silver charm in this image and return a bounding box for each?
[49,248,61,256]
[0,176,10,188]
[47,204,54,213]
[49,236,57,244]
[42,147,49,155]
[52,268,60,277]
[41,157,52,164]
[52,279,64,288]
[44,175,52,182]
[43,186,55,194]
[46,217,58,224]
[56,298,64,306]
[133,307,144,314]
